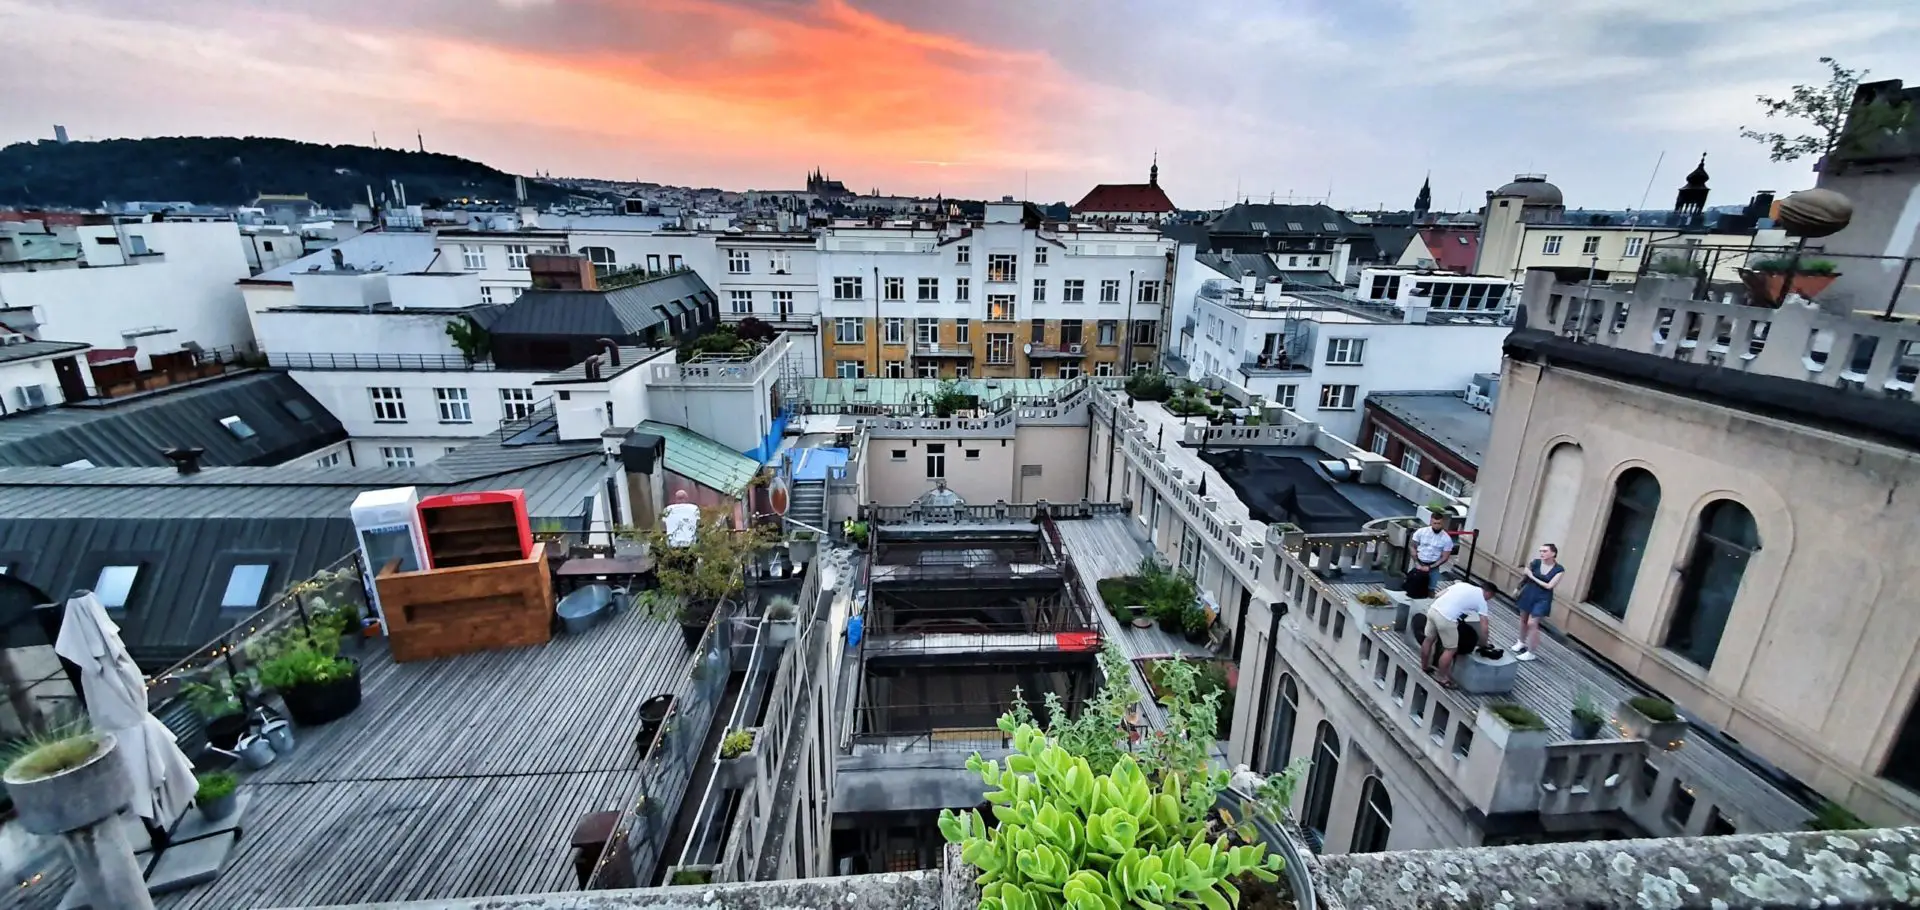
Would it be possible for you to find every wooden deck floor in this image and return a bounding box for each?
[154,607,687,909]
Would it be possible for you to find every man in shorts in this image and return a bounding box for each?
[1420,579,1498,688]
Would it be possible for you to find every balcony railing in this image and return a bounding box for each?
[909,339,975,359]
[1026,342,1089,360]
[265,351,496,371]
[863,592,1096,638]
[858,501,1126,525]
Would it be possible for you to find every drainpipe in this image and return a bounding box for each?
[1247,600,1284,771]
[1121,268,1136,371]
[871,265,880,375]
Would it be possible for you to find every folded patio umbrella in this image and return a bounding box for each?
[53,591,198,827]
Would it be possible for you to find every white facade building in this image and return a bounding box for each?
[1185,274,1511,440]
[0,220,254,361]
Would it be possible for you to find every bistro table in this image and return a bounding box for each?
[555,554,656,596]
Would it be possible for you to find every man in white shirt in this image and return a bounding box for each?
[1420,579,1499,688]
[1406,511,1455,598]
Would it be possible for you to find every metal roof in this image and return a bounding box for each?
[248,232,441,283]
[1366,391,1496,468]
[488,272,715,338]
[534,346,673,385]
[0,438,606,663]
[0,338,87,365]
[635,419,761,494]
[0,371,346,468]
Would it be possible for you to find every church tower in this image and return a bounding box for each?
[1673,154,1710,223]
[1414,174,1432,218]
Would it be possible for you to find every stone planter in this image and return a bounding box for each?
[666,863,718,886]
[1570,712,1604,740]
[199,788,239,822]
[2,734,130,835]
[1354,596,1397,631]
[715,728,761,789]
[787,538,817,565]
[764,618,797,648]
[1738,268,1838,308]
[1386,521,1414,549]
[1617,700,1689,750]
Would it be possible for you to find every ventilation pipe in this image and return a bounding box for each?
[163,446,204,475]
[598,338,620,366]
[583,355,602,381]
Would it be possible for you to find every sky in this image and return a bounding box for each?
[2,0,1916,211]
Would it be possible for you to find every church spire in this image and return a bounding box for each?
[1149,151,1159,186]
[1414,173,1432,215]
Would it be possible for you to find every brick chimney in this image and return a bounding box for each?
[527,252,598,291]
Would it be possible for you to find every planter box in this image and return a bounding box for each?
[1354,596,1397,631]
[715,728,762,789]
[1738,269,1838,307]
[2,734,130,835]
[764,618,797,647]
[787,539,817,565]
[279,658,363,726]
[1617,700,1688,750]
[665,863,719,887]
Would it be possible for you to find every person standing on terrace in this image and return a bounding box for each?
[1406,510,1454,598]
[1510,543,1562,662]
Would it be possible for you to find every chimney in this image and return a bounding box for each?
[598,339,620,366]
[1240,271,1256,299]
[163,446,204,475]
[1265,279,1284,306]
[583,354,602,381]
[330,248,345,270]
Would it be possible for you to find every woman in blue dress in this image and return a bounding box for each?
[1512,543,1563,662]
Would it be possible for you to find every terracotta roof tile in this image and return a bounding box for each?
[1071,183,1176,214]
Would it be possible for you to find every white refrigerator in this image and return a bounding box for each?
[349,486,429,632]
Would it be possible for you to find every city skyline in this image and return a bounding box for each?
[2,0,1917,209]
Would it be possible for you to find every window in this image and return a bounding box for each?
[500,388,537,420]
[314,451,341,468]
[1059,363,1081,379]
[1130,320,1158,345]
[890,448,907,462]
[1589,469,1661,618]
[772,290,794,319]
[1302,722,1341,837]
[583,246,617,270]
[1274,384,1297,409]
[1062,279,1085,303]
[987,253,1017,282]
[1318,384,1357,410]
[987,296,1016,321]
[1287,222,1304,231]
[1290,256,1300,267]
[965,448,981,461]
[915,318,939,345]
[955,277,970,301]
[221,564,271,609]
[1410,685,1429,723]
[835,360,865,378]
[884,360,905,378]
[1095,362,1114,377]
[954,364,970,378]
[918,277,940,301]
[1368,273,1402,300]
[1029,365,1046,379]
[1581,235,1601,256]
[727,249,751,274]
[94,565,141,608]
[1370,429,1389,455]
[1138,280,1161,304]
[446,446,460,456]
[1884,681,1920,792]
[369,387,406,422]
[987,333,1014,364]
[1666,786,1696,829]
[1325,337,1366,365]
[1438,473,1467,497]
[1059,320,1083,347]
[668,254,684,271]
[1030,318,1047,344]
[1099,279,1121,304]
[647,254,662,272]
[883,317,905,344]
[1400,450,1422,475]
[834,317,865,344]
[1665,500,1759,669]
[380,445,416,467]
[1032,278,1046,302]
[506,244,529,269]
[1623,236,1644,258]
[462,245,486,270]
[834,276,864,300]
[1034,245,1048,266]
[219,415,256,439]
[882,276,904,302]
[1351,778,1393,853]
[926,443,946,479]
[1097,320,1118,345]
[730,290,754,314]
[767,250,792,273]
[955,319,971,344]
[1266,675,1298,772]
[955,244,970,264]
[480,286,497,305]
[434,388,471,423]
[1541,235,1564,255]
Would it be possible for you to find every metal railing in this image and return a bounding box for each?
[848,701,1022,748]
[859,501,1126,525]
[495,397,557,440]
[265,352,496,371]
[1640,241,1920,319]
[865,592,1093,637]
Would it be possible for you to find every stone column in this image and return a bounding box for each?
[63,820,154,910]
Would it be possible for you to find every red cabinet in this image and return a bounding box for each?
[417,489,532,569]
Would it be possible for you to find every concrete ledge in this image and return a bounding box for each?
[277,869,942,910]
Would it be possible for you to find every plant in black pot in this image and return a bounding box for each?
[1570,692,1606,740]
[1181,602,1212,645]
[182,676,247,751]
[630,506,777,651]
[259,632,362,727]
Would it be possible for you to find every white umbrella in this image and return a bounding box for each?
[53,591,198,827]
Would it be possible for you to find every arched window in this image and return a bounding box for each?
[1265,675,1298,773]
[1301,722,1341,839]
[1527,443,1585,558]
[1664,500,1759,669]
[1588,469,1661,617]
[1350,777,1393,853]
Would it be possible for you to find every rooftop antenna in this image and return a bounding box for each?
[371,130,379,148]
[1636,151,1666,213]
[416,130,425,154]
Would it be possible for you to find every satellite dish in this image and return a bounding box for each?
[1023,342,1033,355]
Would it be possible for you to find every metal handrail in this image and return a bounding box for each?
[264,352,497,371]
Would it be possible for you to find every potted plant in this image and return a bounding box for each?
[1153,598,1183,634]
[1181,602,1212,645]
[1273,521,1305,550]
[1739,256,1841,307]
[1570,693,1606,740]
[786,529,817,565]
[1355,590,1396,629]
[1618,696,1688,749]
[1425,497,1452,520]
[1488,702,1547,732]
[195,770,240,821]
[763,596,799,647]
[632,507,776,651]
[259,632,362,726]
[715,727,760,789]
[183,677,248,750]
[2,728,131,836]
[667,865,717,886]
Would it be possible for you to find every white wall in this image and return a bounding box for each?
[388,273,480,310]
[253,310,468,359]
[289,369,550,440]
[0,221,254,355]
[866,436,1016,505]
[0,356,71,412]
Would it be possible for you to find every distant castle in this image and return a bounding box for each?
[806,168,853,201]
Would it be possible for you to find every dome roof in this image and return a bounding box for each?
[1493,174,1563,208]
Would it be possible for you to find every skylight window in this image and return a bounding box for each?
[1249,221,1267,231]
[1287,222,1304,231]
[61,459,95,468]
[282,399,314,421]
[221,563,270,609]
[1323,222,1340,231]
[95,565,140,608]
[220,415,257,439]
